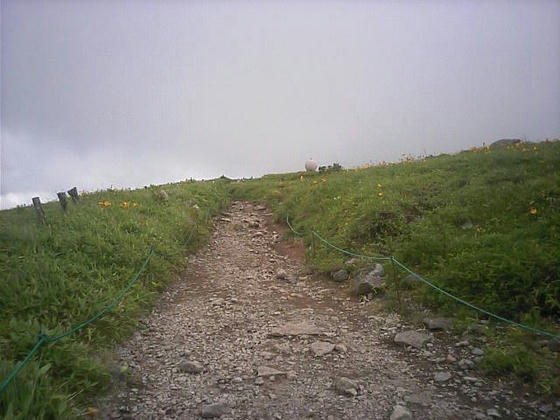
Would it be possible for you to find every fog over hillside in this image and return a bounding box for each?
[1,0,559,209]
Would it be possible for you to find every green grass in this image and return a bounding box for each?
[2,140,559,416]
[0,179,229,418]
[230,140,560,394]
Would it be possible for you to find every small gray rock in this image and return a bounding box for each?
[334,377,358,397]
[332,269,348,282]
[390,404,412,420]
[471,347,484,356]
[310,341,335,357]
[434,371,452,382]
[394,331,430,349]
[352,265,385,296]
[423,317,452,331]
[372,263,384,276]
[486,408,501,418]
[276,269,288,280]
[273,342,291,354]
[334,343,347,353]
[344,258,358,266]
[201,403,228,418]
[257,366,286,377]
[548,339,560,353]
[539,404,552,414]
[269,321,323,337]
[179,361,203,374]
[404,391,431,407]
[458,358,474,370]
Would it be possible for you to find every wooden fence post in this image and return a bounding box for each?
[311,230,316,258]
[32,197,46,224]
[67,187,79,204]
[57,192,68,212]
[391,257,402,312]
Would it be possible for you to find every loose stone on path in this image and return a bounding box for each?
[257,366,286,377]
[394,330,431,349]
[269,321,324,337]
[310,341,335,357]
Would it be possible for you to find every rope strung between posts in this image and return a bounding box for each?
[0,200,222,394]
[311,230,392,262]
[285,214,304,237]
[286,214,560,342]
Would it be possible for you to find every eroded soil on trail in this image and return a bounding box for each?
[99,202,557,419]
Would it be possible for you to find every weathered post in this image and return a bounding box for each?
[67,187,79,204]
[32,197,46,224]
[391,257,402,312]
[57,192,68,212]
[311,230,317,258]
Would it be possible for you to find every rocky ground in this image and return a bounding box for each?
[98,201,559,419]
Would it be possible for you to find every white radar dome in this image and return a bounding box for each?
[305,159,318,172]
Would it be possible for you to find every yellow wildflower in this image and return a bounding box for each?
[98,200,111,209]
[120,201,130,209]
[300,175,304,181]
[86,407,99,417]
[530,208,537,215]
[321,178,326,183]
[377,183,382,188]
[378,192,383,197]
[132,201,138,207]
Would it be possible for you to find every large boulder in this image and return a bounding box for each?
[352,264,385,296]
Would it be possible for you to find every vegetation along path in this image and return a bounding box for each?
[100,202,556,419]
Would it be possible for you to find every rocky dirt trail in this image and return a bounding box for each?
[99,202,558,419]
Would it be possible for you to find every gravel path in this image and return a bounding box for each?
[99,202,557,419]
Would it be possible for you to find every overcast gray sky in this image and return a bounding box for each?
[1,0,559,209]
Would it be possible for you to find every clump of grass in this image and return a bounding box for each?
[0,179,229,418]
[479,327,560,395]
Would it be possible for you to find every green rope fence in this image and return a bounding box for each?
[0,200,224,395]
[286,214,560,342]
[0,247,155,394]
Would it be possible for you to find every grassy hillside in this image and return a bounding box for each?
[0,180,229,418]
[230,140,560,393]
[1,140,559,417]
